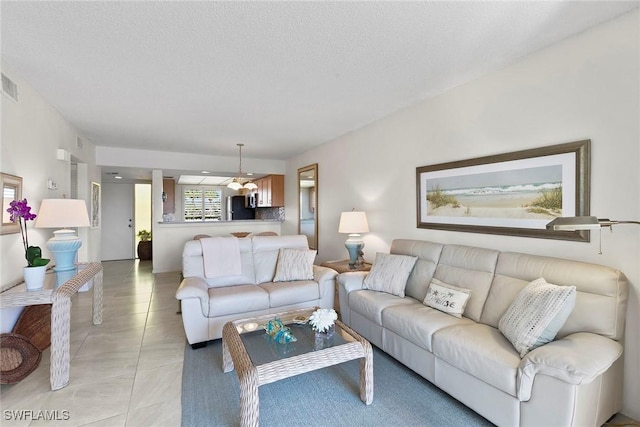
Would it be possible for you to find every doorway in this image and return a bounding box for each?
[101,183,134,260]
[134,184,152,260]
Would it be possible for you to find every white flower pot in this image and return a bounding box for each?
[24,265,47,290]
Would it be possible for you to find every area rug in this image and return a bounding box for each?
[182,339,494,427]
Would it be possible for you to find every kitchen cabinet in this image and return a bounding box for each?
[255,174,284,207]
[163,178,175,214]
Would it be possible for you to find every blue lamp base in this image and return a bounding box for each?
[345,234,364,269]
[46,229,82,273]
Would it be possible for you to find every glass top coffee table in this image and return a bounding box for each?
[222,307,373,427]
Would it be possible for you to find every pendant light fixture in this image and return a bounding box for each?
[227,144,258,190]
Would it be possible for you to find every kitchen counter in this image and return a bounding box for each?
[152,220,283,273]
[159,219,282,224]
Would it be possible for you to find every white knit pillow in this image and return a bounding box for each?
[273,248,316,282]
[499,278,576,357]
[423,278,471,318]
[363,253,418,297]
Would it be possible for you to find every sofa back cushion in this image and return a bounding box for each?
[182,238,255,287]
[482,252,628,340]
[390,239,444,301]
[252,235,310,284]
[433,244,499,322]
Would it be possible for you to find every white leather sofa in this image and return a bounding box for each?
[338,239,628,427]
[176,235,337,347]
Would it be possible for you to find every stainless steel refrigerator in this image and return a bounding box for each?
[226,195,256,220]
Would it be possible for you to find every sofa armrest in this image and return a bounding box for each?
[176,277,209,316]
[337,271,369,293]
[313,265,338,304]
[313,265,338,284]
[336,272,369,325]
[517,332,623,401]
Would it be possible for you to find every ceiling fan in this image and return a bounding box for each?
[224,143,258,190]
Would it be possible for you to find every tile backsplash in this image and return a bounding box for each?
[256,207,285,220]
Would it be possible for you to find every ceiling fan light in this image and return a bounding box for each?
[243,182,258,190]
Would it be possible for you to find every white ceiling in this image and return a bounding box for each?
[2,1,638,168]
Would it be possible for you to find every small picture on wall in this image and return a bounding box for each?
[91,182,100,229]
[416,140,591,241]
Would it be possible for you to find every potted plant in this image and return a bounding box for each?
[137,229,152,260]
[7,199,50,290]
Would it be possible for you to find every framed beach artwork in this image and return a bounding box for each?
[91,182,100,229]
[416,140,591,241]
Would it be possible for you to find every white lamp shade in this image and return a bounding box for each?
[243,182,258,190]
[227,179,242,190]
[339,211,369,234]
[35,199,91,228]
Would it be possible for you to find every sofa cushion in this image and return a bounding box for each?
[433,244,498,322]
[383,303,474,352]
[432,323,521,397]
[349,290,416,325]
[423,278,471,318]
[390,239,444,302]
[183,238,256,287]
[259,280,319,307]
[252,235,309,284]
[363,252,418,297]
[273,248,316,282]
[208,285,269,317]
[499,278,576,357]
[487,251,628,341]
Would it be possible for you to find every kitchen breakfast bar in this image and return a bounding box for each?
[151,219,283,274]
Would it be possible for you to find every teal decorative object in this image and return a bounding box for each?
[263,318,297,343]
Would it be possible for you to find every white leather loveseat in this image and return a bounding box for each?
[338,239,628,427]
[176,235,337,347]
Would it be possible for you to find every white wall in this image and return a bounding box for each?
[1,62,101,329]
[284,10,640,419]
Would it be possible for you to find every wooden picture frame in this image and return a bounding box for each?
[91,182,101,229]
[1,173,23,235]
[416,140,591,241]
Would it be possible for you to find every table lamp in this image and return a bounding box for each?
[35,199,91,274]
[339,211,369,268]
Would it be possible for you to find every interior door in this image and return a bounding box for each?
[101,183,134,261]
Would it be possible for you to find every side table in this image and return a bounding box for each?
[0,262,103,390]
[321,259,372,312]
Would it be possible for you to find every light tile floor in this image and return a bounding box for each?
[1,260,184,427]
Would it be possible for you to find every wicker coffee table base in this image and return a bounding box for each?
[222,316,373,427]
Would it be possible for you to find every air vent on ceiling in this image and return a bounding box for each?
[1,73,18,102]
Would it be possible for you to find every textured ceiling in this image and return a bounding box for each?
[1,1,638,161]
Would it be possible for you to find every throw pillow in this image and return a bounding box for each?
[423,278,471,318]
[363,253,418,297]
[499,277,576,357]
[273,248,317,282]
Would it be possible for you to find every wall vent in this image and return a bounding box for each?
[1,73,18,102]
[76,136,84,148]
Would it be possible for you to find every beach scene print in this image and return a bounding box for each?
[426,165,563,220]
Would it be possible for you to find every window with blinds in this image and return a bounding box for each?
[184,188,222,221]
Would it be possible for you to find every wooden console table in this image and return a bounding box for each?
[0,262,103,390]
[321,259,372,274]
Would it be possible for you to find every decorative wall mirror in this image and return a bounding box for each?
[1,172,22,235]
[298,163,318,250]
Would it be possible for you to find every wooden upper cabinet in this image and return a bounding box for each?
[255,174,284,207]
[162,178,175,214]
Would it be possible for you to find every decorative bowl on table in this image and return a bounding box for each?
[230,232,251,238]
